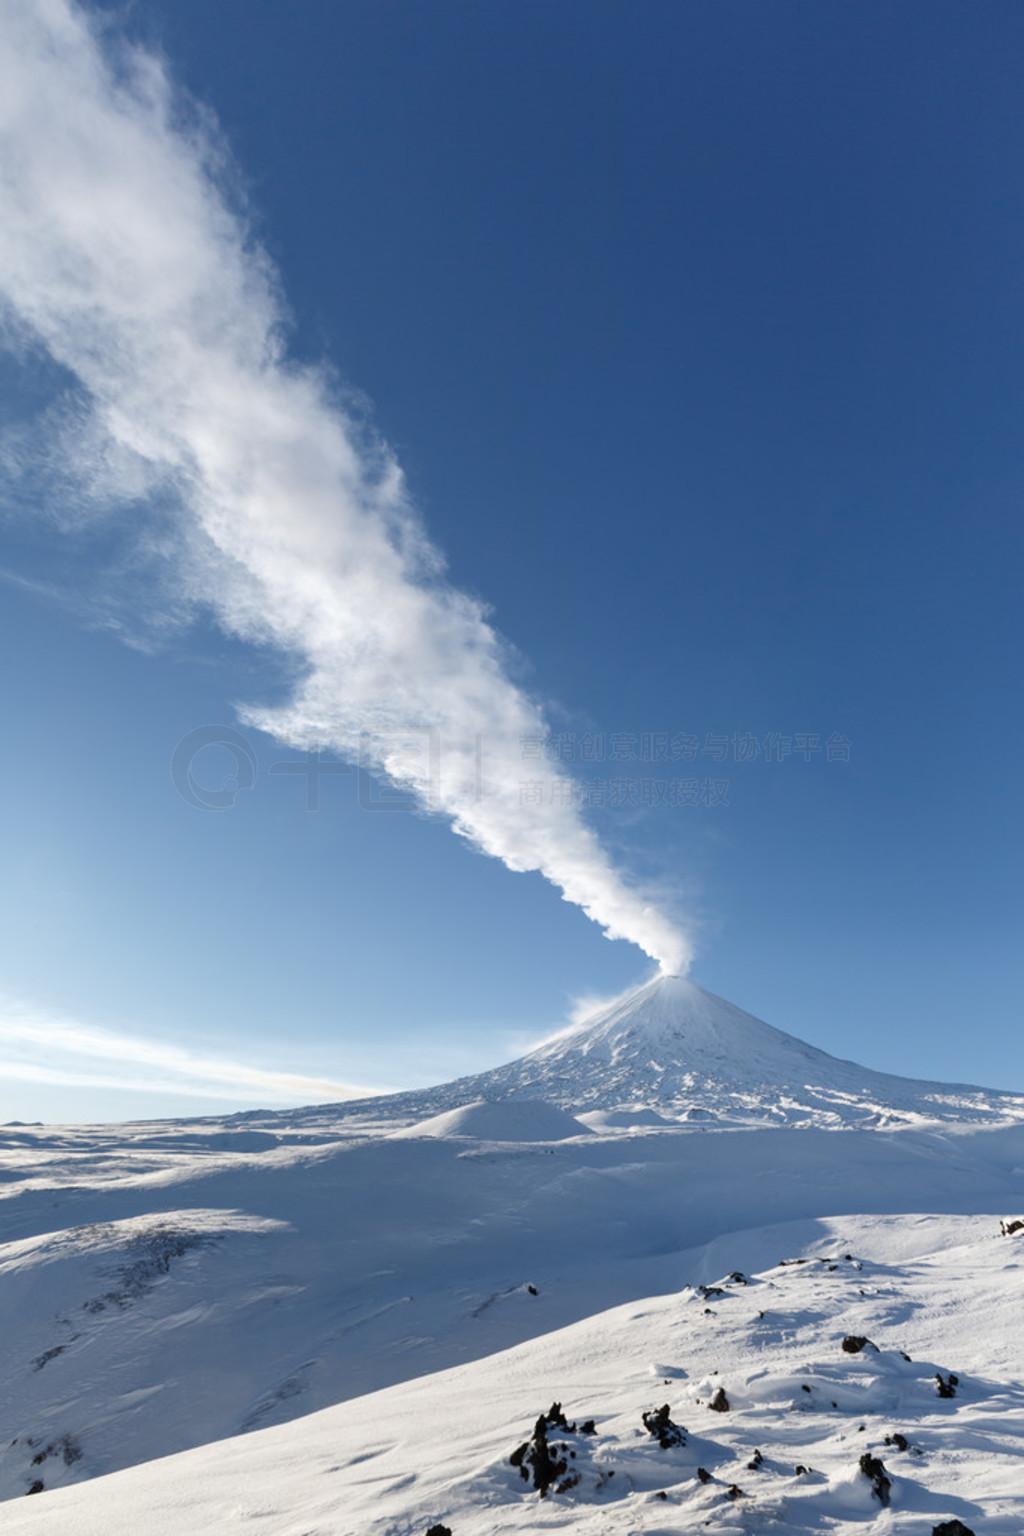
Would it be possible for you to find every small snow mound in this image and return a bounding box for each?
[393,1098,588,1142]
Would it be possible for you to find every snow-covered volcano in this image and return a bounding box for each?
[493,974,884,1103]
[347,974,1024,1131]
[5,974,1024,1525]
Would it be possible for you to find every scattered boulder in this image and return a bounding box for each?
[542,1401,573,1431]
[708,1386,730,1413]
[727,1484,745,1499]
[508,1404,585,1497]
[999,1217,1024,1237]
[884,1432,909,1452]
[526,1284,538,1296]
[858,1453,891,1505]
[794,1464,810,1476]
[29,1436,81,1469]
[697,1284,727,1299]
[842,1335,878,1354]
[26,1481,43,1496]
[696,1466,712,1483]
[725,1270,748,1284]
[935,1372,958,1399]
[30,1345,67,1372]
[425,1526,452,1536]
[932,1523,975,1536]
[746,1448,763,1470]
[641,1405,686,1448]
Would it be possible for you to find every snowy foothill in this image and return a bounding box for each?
[2,977,1024,1532]
[390,1099,589,1142]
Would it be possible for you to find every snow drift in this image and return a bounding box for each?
[392,1097,588,1141]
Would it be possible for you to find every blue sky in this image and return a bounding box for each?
[0,0,1021,1121]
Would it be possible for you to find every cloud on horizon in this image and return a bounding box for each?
[0,0,691,975]
[0,997,382,1107]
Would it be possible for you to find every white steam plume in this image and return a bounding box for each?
[0,0,690,974]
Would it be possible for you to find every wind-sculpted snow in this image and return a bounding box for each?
[4,1104,1024,1507]
[4,1214,1023,1533]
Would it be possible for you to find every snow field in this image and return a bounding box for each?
[3,1212,1023,1533]
[4,977,1024,1532]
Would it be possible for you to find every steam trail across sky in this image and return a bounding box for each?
[0,0,689,973]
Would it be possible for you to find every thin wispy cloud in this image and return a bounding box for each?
[0,999,379,1105]
[0,0,690,973]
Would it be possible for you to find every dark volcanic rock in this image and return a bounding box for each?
[858,1452,891,1505]
[932,1522,975,1536]
[641,1404,686,1448]
[509,1403,590,1497]
[708,1386,730,1412]
[29,1436,81,1468]
[842,1335,878,1354]
[541,1401,573,1432]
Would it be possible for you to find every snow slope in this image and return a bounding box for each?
[2,973,1023,1528]
[5,1213,1024,1534]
